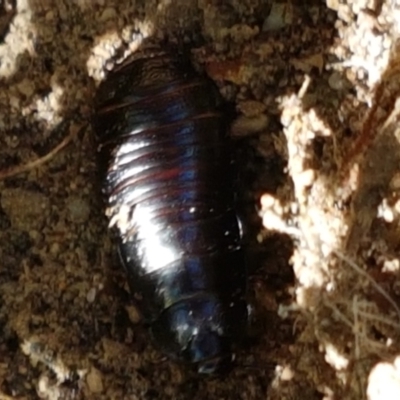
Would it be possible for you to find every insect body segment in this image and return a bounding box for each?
[94,47,247,374]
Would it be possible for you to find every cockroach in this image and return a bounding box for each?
[93,46,248,374]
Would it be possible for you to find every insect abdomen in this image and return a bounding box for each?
[94,48,247,374]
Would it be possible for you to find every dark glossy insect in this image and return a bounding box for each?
[93,46,248,374]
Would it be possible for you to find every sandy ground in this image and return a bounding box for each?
[1,0,400,399]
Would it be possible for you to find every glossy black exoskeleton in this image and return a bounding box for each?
[93,46,248,374]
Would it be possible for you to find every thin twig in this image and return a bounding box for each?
[334,250,400,321]
[356,309,400,329]
[353,295,360,360]
[0,122,85,181]
[324,300,354,329]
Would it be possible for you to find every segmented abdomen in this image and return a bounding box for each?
[93,48,247,371]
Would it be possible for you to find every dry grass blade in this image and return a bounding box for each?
[334,250,400,321]
[0,122,85,181]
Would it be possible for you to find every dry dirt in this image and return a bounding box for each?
[1,0,400,399]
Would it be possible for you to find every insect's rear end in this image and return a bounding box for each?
[93,47,247,374]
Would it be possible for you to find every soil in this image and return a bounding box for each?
[1,0,400,399]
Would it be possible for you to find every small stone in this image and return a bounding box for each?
[86,287,96,303]
[262,3,293,31]
[326,0,339,11]
[17,78,35,97]
[280,365,295,381]
[99,7,117,22]
[67,196,90,223]
[86,367,104,394]
[45,10,55,20]
[50,242,60,256]
[125,305,141,324]
[237,100,267,117]
[1,188,50,231]
[231,114,269,137]
[368,359,400,400]
[29,229,41,241]
[260,193,276,209]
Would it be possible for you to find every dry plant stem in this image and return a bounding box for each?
[353,295,360,361]
[284,227,400,326]
[0,122,84,181]
[356,310,400,329]
[340,82,385,176]
[341,58,400,180]
[323,300,354,329]
[324,297,390,353]
[334,250,400,321]
[337,293,400,337]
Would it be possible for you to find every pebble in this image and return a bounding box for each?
[326,0,339,11]
[86,367,104,393]
[368,358,400,400]
[231,114,269,137]
[99,7,117,22]
[262,3,293,31]
[1,188,50,231]
[237,100,267,117]
[17,78,35,97]
[67,196,90,223]
[50,242,60,256]
[328,71,349,91]
[86,287,96,303]
[125,305,142,324]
